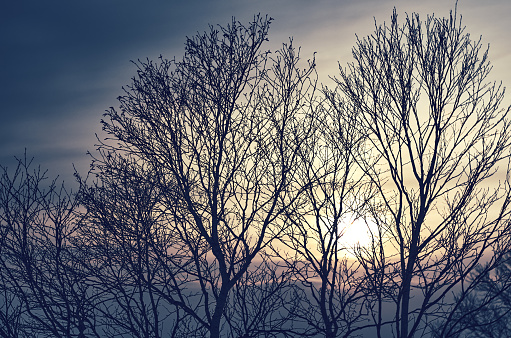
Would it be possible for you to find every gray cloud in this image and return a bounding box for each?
[1,0,509,183]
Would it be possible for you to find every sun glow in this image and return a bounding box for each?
[337,215,378,251]
[313,213,379,258]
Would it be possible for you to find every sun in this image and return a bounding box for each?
[317,213,378,256]
[337,215,377,251]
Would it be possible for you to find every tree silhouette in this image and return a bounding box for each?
[0,155,100,337]
[1,7,511,338]
[78,14,317,338]
[77,154,178,337]
[273,86,372,338]
[433,254,511,337]
[331,7,511,338]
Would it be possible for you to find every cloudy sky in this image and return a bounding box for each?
[1,0,510,185]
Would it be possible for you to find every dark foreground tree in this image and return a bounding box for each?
[273,87,372,338]
[434,254,511,337]
[331,7,511,338]
[78,15,317,338]
[0,155,100,338]
[77,155,178,337]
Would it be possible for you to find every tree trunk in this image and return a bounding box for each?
[210,283,229,338]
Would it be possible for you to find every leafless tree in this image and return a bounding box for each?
[223,257,305,338]
[273,88,373,337]
[76,153,180,337]
[433,254,511,337]
[80,15,317,338]
[0,154,101,338]
[331,7,511,338]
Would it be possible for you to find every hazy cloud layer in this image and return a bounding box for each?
[1,0,510,183]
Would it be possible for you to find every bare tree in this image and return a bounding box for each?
[273,88,372,337]
[223,257,304,338]
[433,254,511,337]
[80,15,317,338]
[331,7,511,338]
[0,154,100,338]
[77,153,179,337]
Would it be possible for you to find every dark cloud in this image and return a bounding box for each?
[0,0,225,179]
[1,0,509,183]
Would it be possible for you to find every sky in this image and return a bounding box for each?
[1,0,510,186]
